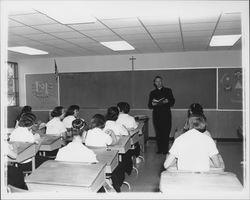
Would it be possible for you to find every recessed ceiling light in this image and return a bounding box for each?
[8,46,48,55]
[100,41,135,51]
[209,35,241,47]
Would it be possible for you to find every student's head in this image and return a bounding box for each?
[153,76,163,89]
[65,105,80,118]
[19,113,36,128]
[90,114,106,129]
[72,119,87,137]
[106,106,119,121]
[51,106,65,119]
[188,114,206,133]
[117,102,130,114]
[187,103,204,118]
[21,105,32,114]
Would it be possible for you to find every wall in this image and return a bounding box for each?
[12,50,242,138]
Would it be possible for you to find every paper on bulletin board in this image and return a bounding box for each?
[26,74,58,109]
[218,68,242,109]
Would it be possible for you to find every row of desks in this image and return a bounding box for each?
[8,123,143,192]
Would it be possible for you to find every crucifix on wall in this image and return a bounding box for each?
[129,56,136,71]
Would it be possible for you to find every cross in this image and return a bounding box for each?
[129,56,136,71]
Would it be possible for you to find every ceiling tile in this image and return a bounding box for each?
[8,9,37,16]
[67,37,96,44]
[9,13,57,25]
[182,30,213,37]
[216,21,241,30]
[155,38,182,44]
[40,39,72,46]
[184,37,210,43]
[9,26,43,35]
[92,35,121,42]
[139,16,179,26]
[32,24,72,33]
[80,29,115,37]
[101,18,141,28]
[220,13,241,22]
[214,28,241,35]
[113,27,147,35]
[151,32,181,39]
[122,34,152,40]
[69,21,106,31]
[22,33,57,40]
[181,22,216,31]
[180,15,219,24]
[8,19,24,27]
[50,31,85,39]
[8,34,30,42]
[146,24,179,33]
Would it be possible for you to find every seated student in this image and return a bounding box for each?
[56,119,98,163]
[46,106,67,137]
[104,106,129,136]
[164,114,223,172]
[15,105,32,128]
[10,112,40,143]
[9,113,46,172]
[117,102,141,164]
[62,105,81,129]
[7,143,28,190]
[174,103,212,139]
[85,114,117,147]
[116,102,138,130]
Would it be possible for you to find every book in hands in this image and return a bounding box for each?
[153,98,166,104]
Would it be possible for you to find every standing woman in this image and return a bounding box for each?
[148,76,175,154]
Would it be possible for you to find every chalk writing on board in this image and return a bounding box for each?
[31,81,54,103]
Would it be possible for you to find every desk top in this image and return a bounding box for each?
[8,142,36,163]
[160,171,243,193]
[41,135,61,145]
[92,149,118,166]
[25,160,106,188]
[107,136,130,154]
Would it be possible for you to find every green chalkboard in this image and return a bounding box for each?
[218,68,242,109]
[59,69,216,109]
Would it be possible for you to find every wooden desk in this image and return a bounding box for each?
[25,160,106,192]
[39,135,63,152]
[160,171,243,194]
[129,130,140,146]
[8,142,36,171]
[107,136,131,154]
[92,149,119,174]
[135,115,149,143]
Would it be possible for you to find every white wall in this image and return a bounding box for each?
[17,50,241,106]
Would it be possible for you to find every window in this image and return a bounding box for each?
[7,62,19,106]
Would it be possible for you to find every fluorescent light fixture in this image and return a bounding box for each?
[8,46,48,55]
[100,41,135,51]
[209,35,241,47]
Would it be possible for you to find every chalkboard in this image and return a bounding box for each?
[26,74,58,109]
[59,69,216,109]
[132,69,216,109]
[218,68,242,109]
[60,71,132,108]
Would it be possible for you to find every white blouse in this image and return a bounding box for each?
[46,117,67,136]
[85,128,112,147]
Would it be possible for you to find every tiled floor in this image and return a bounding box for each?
[121,140,244,192]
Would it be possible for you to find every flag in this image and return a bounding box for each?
[54,59,59,81]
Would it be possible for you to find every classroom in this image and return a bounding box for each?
[1,0,249,199]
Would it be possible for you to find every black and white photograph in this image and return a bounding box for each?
[0,0,249,199]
